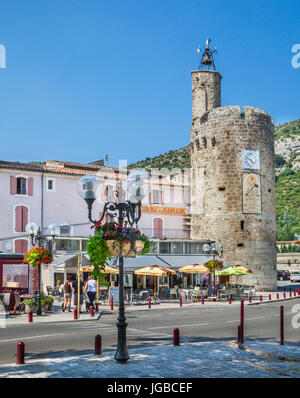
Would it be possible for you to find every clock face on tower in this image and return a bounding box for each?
[242,173,261,214]
[242,149,260,170]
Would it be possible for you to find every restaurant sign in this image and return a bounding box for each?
[141,206,188,216]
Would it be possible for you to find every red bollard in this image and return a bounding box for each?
[280,306,284,345]
[94,335,102,355]
[283,292,286,299]
[173,328,180,346]
[290,291,292,298]
[111,297,113,311]
[201,297,204,305]
[260,295,262,302]
[249,296,252,304]
[16,342,25,365]
[298,290,300,296]
[240,300,244,343]
[90,306,95,317]
[277,293,279,300]
[179,295,182,307]
[148,296,151,309]
[269,294,272,301]
[28,310,33,323]
[228,297,232,304]
[294,290,297,297]
[74,308,77,320]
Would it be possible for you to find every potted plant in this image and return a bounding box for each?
[23,296,37,313]
[45,296,54,311]
[87,221,150,278]
[40,297,48,313]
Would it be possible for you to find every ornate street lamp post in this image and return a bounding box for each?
[203,242,222,288]
[26,223,59,316]
[78,171,150,363]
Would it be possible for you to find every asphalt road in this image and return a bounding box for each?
[0,299,300,365]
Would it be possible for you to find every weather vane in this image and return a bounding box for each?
[196,37,218,70]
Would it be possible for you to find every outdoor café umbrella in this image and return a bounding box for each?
[134,265,176,299]
[178,264,210,299]
[235,265,252,273]
[215,267,249,276]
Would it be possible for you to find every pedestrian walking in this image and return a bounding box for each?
[71,275,84,313]
[84,275,97,311]
[62,276,72,312]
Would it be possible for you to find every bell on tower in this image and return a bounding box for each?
[196,37,218,70]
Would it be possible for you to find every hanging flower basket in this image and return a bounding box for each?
[204,259,224,272]
[23,247,53,268]
[87,222,150,278]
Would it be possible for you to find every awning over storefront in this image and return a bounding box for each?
[82,253,229,273]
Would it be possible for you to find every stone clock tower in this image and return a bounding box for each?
[190,39,277,291]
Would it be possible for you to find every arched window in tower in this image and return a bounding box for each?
[153,218,163,239]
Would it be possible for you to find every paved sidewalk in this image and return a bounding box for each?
[0,339,299,378]
[3,292,299,325]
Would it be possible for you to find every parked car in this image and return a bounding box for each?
[277,270,290,281]
[290,270,300,282]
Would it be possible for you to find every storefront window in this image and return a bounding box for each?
[171,242,183,254]
[159,242,170,254]
[2,263,29,289]
[185,242,204,254]
[124,274,133,287]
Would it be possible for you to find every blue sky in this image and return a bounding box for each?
[0,0,299,166]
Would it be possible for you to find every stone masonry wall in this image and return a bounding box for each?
[190,105,277,291]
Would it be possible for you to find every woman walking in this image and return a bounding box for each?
[85,275,97,311]
[62,276,72,312]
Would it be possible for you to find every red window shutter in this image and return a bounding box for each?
[15,206,28,232]
[153,218,163,239]
[15,239,28,254]
[10,176,17,195]
[22,206,28,232]
[149,191,152,204]
[15,206,23,232]
[28,178,33,196]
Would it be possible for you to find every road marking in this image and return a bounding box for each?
[227,317,265,323]
[0,333,64,343]
[148,323,209,329]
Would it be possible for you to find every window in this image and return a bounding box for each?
[47,179,55,191]
[14,239,28,254]
[16,178,27,195]
[10,176,33,196]
[2,263,29,290]
[59,225,71,236]
[152,190,161,204]
[153,218,163,238]
[171,242,183,254]
[159,242,170,254]
[14,206,28,232]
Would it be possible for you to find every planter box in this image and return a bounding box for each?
[106,240,144,258]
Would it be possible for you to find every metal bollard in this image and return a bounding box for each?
[294,290,297,297]
[260,295,262,302]
[201,297,204,305]
[179,295,182,307]
[111,297,113,311]
[298,289,300,296]
[249,296,252,304]
[148,296,151,309]
[290,291,292,298]
[28,310,33,323]
[283,292,286,299]
[280,306,284,345]
[277,293,279,300]
[173,328,180,346]
[94,335,102,355]
[16,342,25,365]
[269,294,271,301]
[74,308,77,320]
[90,306,95,317]
[228,297,232,304]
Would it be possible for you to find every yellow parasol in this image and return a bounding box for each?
[134,265,176,299]
[235,265,252,273]
[80,265,119,274]
[178,264,209,300]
